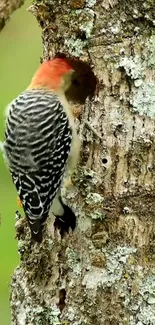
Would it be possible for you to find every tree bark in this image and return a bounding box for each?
[10,1,155,324]
[0,0,25,31]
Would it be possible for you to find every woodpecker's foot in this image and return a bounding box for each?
[17,196,23,208]
[54,204,76,236]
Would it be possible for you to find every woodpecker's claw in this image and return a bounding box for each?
[54,204,76,236]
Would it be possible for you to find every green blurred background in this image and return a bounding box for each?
[0,1,42,323]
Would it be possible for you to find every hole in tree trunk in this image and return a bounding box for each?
[55,53,97,104]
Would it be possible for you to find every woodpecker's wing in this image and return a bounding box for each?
[4,90,72,242]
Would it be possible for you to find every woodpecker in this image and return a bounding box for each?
[1,58,80,242]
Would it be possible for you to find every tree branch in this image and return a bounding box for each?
[0,0,25,31]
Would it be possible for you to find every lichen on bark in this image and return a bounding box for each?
[10,0,155,324]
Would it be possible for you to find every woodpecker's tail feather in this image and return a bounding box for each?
[27,218,43,243]
[31,228,43,243]
[27,211,49,243]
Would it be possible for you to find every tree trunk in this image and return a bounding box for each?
[10,1,155,324]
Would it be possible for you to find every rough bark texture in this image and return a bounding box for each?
[10,1,155,325]
[0,0,25,31]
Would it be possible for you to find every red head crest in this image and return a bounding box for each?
[30,58,74,91]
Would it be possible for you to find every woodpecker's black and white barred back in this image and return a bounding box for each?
[3,89,75,242]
